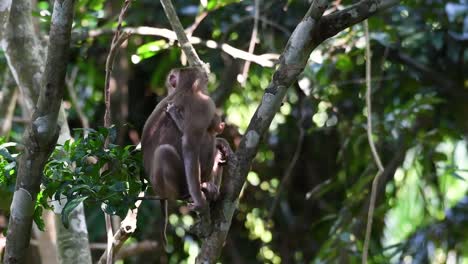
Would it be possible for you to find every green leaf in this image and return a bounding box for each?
[136,40,168,59]
[37,1,49,10]
[61,196,88,228]
[67,184,96,197]
[335,54,353,72]
[33,206,45,231]
[109,181,127,192]
[206,0,239,10]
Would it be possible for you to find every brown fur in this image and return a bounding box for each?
[141,67,221,210]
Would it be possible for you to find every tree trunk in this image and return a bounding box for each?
[3,0,79,263]
[196,0,400,261]
[0,0,92,262]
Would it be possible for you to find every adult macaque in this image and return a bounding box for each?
[141,67,225,217]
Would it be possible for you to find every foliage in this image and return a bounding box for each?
[0,139,16,212]
[1,0,468,263]
[0,127,144,229]
[41,126,143,227]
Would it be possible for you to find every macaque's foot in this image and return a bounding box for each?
[201,182,220,201]
[187,199,209,213]
[189,211,212,238]
[187,197,212,238]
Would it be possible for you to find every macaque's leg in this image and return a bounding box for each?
[152,144,184,200]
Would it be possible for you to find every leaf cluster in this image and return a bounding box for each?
[0,127,145,230]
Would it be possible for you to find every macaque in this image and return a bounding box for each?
[141,67,225,215]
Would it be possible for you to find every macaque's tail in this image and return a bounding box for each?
[161,199,168,251]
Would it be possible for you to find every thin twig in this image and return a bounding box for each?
[102,1,132,263]
[240,0,260,86]
[186,12,208,36]
[362,20,384,264]
[180,11,209,65]
[98,192,146,264]
[160,0,208,73]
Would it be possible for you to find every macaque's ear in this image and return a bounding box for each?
[169,73,177,88]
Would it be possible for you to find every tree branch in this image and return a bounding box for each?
[1,0,43,113]
[74,26,279,67]
[4,0,76,262]
[115,240,158,260]
[102,1,132,263]
[160,0,208,73]
[98,192,145,264]
[196,0,400,262]
[317,0,400,43]
[240,0,260,86]
[196,1,329,262]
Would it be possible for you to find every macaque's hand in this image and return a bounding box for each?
[201,182,220,201]
[216,138,230,166]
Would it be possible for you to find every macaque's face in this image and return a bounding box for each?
[166,68,207,95]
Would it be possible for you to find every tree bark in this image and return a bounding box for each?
[0,0,11,41]
[196,0,400,262]
[1,0,42,113]
[3,0,77,263]
[1,0,92,262]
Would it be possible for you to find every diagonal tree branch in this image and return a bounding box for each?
[197,0,400,262]
[160,0,208,73]
[197,1,329,262]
